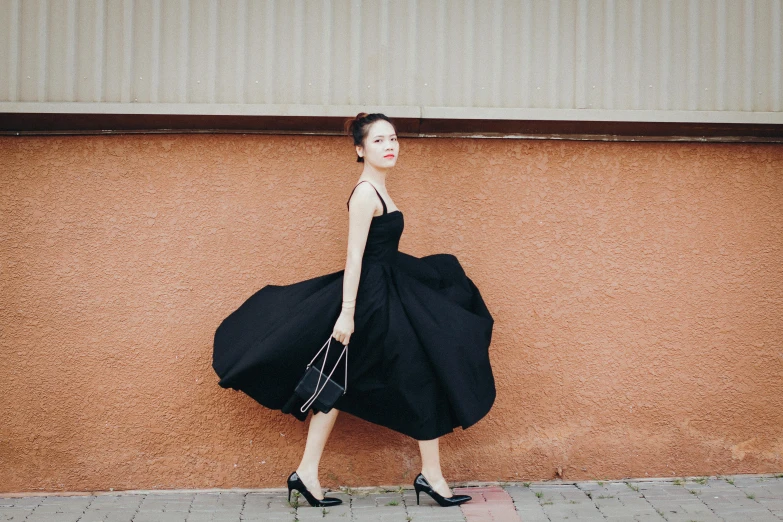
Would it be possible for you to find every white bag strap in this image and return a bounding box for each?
[300,335,348,413]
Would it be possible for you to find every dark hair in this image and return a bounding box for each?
[343,112,397,162]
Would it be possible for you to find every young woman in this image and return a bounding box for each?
[213,113,495,508]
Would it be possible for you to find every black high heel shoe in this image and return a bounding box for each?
[413,473,472,507]
[287,471,343,507]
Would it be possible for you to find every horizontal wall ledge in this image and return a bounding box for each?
[1,103,781,141]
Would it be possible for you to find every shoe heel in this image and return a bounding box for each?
[414,482,426,505]
[285,471,343,508]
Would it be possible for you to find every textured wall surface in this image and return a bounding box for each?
[0,134,781,493]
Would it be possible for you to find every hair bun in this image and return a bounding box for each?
[343,112,369,135]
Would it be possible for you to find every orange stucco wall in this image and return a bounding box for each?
[1,134,781,493]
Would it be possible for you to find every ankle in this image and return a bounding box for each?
[421,468,445,484]
[296,465,319,480]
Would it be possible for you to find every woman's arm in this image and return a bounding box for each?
[332,183,380,345]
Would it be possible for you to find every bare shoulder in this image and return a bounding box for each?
[348,182,382,214]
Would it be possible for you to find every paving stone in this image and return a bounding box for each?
[351,494,380,508]
[134,512,189,522]
[321,504,351,517]
[1,506,36,514]
[80,514,110,522]
[241,514,296,522]
[101,514,136,522]
[351,514,411,522]
[185,515,225,522]
[452,486,519,522]
[26,517,81,522]
[503,486,552,522]
[295,507,331,520]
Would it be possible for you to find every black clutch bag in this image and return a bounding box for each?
[294,335,348,414]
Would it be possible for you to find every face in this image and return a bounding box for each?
[357,120,399,169]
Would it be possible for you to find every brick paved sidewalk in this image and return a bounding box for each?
[1,473,782,522]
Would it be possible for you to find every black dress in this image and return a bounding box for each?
[212,181,495,440]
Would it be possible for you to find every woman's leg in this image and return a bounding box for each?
[418,437,453,497]
[295,408,339,500]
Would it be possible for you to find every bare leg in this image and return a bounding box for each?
[418,437,453,497]
[295,409,339,500]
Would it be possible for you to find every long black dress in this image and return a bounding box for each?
[212,181,495,440]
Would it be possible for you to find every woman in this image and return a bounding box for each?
[213,113,495,508]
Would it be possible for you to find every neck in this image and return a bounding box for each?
[360,164,389,186]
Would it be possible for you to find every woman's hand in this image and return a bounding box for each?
[332,310,354,345]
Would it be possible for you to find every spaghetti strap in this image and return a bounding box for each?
[346,180,387,215]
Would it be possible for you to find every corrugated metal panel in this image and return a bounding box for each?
[0,0,781,121]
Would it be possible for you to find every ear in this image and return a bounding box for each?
[355,144,364,159]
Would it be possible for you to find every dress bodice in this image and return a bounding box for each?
[362,210,404,265]
[346,181,404,265]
